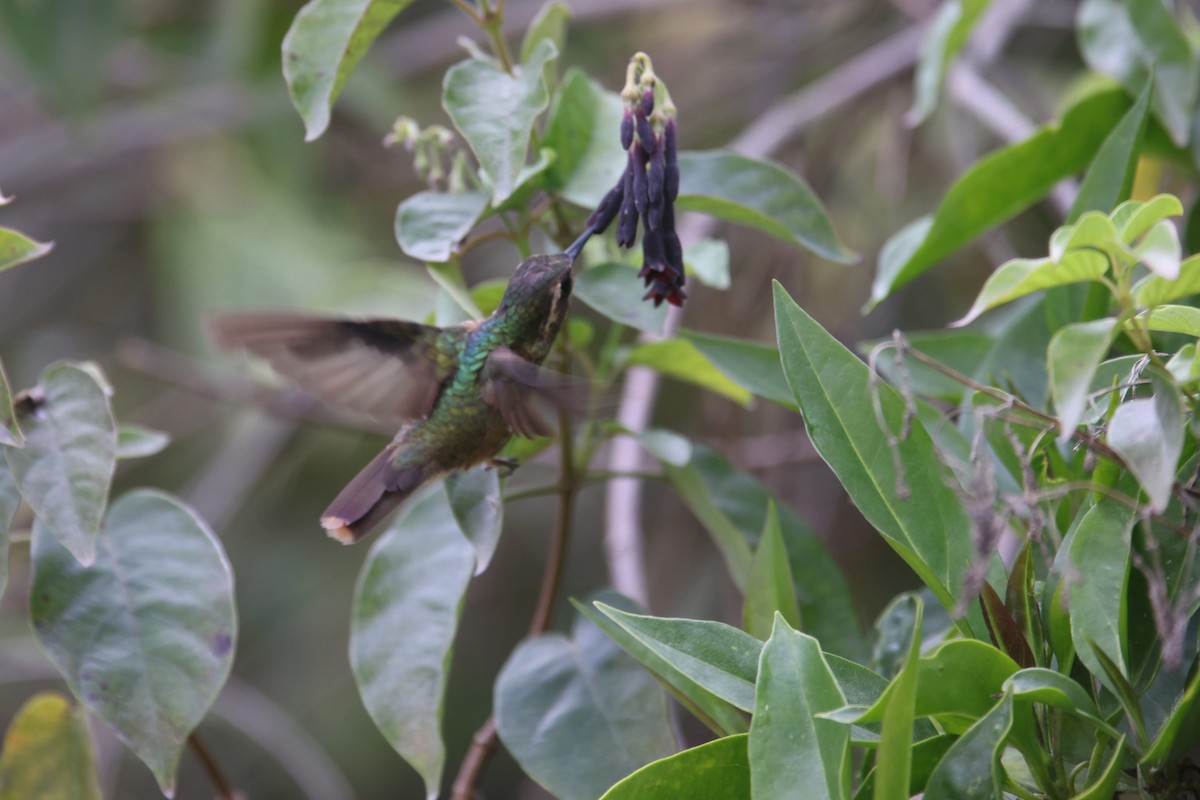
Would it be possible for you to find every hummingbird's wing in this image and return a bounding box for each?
[209,313,457,422]
[479,346,590,439]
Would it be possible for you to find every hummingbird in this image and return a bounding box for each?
[210,229,595,544]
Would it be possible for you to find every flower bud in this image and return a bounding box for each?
[620,111,634,151]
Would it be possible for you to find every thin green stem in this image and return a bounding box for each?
[503,471,663,503]
[445,0,481,25]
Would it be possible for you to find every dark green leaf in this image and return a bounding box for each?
[872,597,923,800]
[31,490,236,795]
[870,89,1132,307]
[683,330,797,409]
[443,40,558,203]
[676,151,856,263]
[749,618,848,800]
[445,468,503,574]
[1048,317,1118,441]
[573,262,668,333]
[0,226,53,274]
[1107,369,1184,511]
[350,488,475,799]
[1067,499,1134,693]
[599,734,750,800]
[541,68,625,208]
[0,356,22,446]
[1068,77,1153,221]
[626,339,753,406]
[907,0,993,126]
[922,694,1014,800]
[774,283,978,635]
[6,362,117,565]
[115,424,170,460]
[0,692,101,800]
[1089,642,1148,747]
[1076,737,1126,800]
[282,0,417,141]
[742,504,802,639]
[496,593,675,800]
[394,191,489,264]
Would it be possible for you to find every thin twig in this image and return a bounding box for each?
[187,732,238,800]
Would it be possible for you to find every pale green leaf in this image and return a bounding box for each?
[1121,193,1183,243]
[626,338,753,406]
[0,692,101,800]
[394,191,488,264]
[0,226,53,273]
[519,1,569,65]
[1067,499,1134,692]
[600,734,750,800]
[907,0,993,126]
[573,262,668,333]
[1068,77,1152,221]
[686,238,731,290]
[0,357,20,447]
[1140,303,1200,335]
[1107,370,1184,512]
[1135,218,1181,279]
[742,504,802,639]
[445,467,503,575]
[954,252,1109,326]
[683,330,797,409]
[872,597,922,800]
[541,68,626,208]
[115,424,170,460]
[1134,253,1200,307]
[1048,317,1118,440]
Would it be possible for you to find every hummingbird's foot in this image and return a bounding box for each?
[490,457,519,478]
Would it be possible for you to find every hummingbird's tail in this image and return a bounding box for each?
[320,446,427,544]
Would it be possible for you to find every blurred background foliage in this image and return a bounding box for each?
[0,0,1093,796]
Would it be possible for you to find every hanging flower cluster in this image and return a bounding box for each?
[587,53,685,307]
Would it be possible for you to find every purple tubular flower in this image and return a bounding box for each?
[641,86,655,118]
[646,144,665,231]
[620,111,634,150]
[631,148,649,220]
[663,119,679,201]
[636,116,656,156]
[587,181,625,234]
[617,164,638,248]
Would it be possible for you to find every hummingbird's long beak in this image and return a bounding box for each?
[564,223,598,263]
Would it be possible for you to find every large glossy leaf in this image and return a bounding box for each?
[0,692,101,800]
[1048,317,1118,441]
[445,467,503,574]
[676,151,856,263]
[682,330,797,409]
[1107,370,1184,512]
[282,0,416,141]
[7,362,117,565]
[30,490,236,794]
[496,593,675,800]
[0,226,53,273]
[443,40,558,203]
[749,618,848,800]
[542,67,626,208]
[872,597,923,800]
[922,694,1014,800]
[1067,499,1134,692]
[664,444,863,660]
[774,283,978,634]
[394,191,489,264]
[349,488,474,800]
[0,356,21,446]
[742,504,801,639]
[573,262,668,333]
[907,0,992,126]
[1078,0,1196,146]
[626,338,753,406]
[1068,77,1153,221]
[600,734,750,800]
[575,599,749,736]
[953,252,1109,327]
[870,88,1131,307]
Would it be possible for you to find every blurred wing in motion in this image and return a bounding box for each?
[480,346,593,439]
[209,313,457,422]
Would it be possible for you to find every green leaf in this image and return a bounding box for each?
[634,427,692,467]
[6,362,117,565]
[0,356,21,446]
[1078,0,1196,146]
[870,594,920,680]
[773,283,978,634]
[1120,193,1184,243]
[394,191,489,264]
[682,330,797,410]
[1076,737,1126,800]
[115,424,170,460]
[0,462,17,598]
[1140,303,1200,335]
[922,694,1014,800]
[676,151,856,263]
[626,338,753,406]
[907,0,992,126]
[742,504,802,639]
[496,593,675,800]
[1068,76,1153,221]
[1048,317,1118,440]
[444,467,503,575]
[575,599,749,736]
[1142,659,1200,767]
[281,0,416,141]
[1051,211,1121,260]
[1107,369,1184,512]
[1003,668,1113,733]
[686,238,731,290]
[953,252,1109,326]
[541,68,626,207]
[443,40,558,203]
[1135,217,1183,280]
[663,444,863,660]
[855,735,955,799]
[872,597,922,800]
[979,583,1034,670]
[519,0,568,66]
[749,618,848,800]
[0,692,101,800]
[599,734,750,800]
[593,603,761,711]
[863,329,992,405]
[1005,543,1044,670]
[905,640,1019,727]
[573,262,668,333]
[31,490,236,795]
[1133,253,1200,307]
[349,488,475,800]
[1067,499,1134,693]
[870,88,1132,308]
[0,226,53,273]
